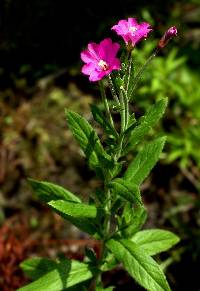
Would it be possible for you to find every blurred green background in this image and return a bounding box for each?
[0,0,200,290]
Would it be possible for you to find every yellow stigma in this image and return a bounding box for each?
[98,60,109,71]
[129,26,137,33]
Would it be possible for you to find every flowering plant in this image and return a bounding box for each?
[19,18,179,291]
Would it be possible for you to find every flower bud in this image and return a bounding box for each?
[158,26,177,49]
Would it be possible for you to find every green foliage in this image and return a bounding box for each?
[108,178,141,204]
[91,104,117,137]
[19,257,96,291]
[123,97,168,154]
[66,110,111,176]
[124,136,166,185]
[120,204,147,237]
[20,257,58,281]
[28,179,100,236]
[48,200,99,219]
[20,26,180,291]
[131,229,180,256]
[106,239,171,291]
[134,43,200,169]
[28,179,81,203]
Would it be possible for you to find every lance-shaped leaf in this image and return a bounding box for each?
[66,110,111,171]
[62,215,98,237]
[48,200,99,219]
[19,258,96,291]
[124,136,166,185]
[131,229,180,256]
[20,257,58,280]
[29,180,98,236]
[124,98,168,154]
[120,205,147,238]
[106,239,171,291]
[90,104,117,137]
[28,179,81,203]
[48,200,100,236]
[108,178,141,204]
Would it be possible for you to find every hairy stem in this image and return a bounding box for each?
[108,74,121,107]
[130,49,159,99]
[99,81,118,138]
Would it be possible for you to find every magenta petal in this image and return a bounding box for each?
[87,43,100,61]
[100,38,112,47]
[128,18,138,27]
[89,71,103,82]
[139,22,152,35]
[111,24,123,34]
[140,22,151,29]
[122,34,131,44]
[81,63,96,75]
[112,19,129,35]
[117,20,129,33]
[99,38,120,61]
[81,50,95,64]
[111,58,121,70]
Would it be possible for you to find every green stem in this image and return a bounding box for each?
[90,71,131,289]
[119,89,126,134]
[126,56,132,94]
[108,74,121,107]
[89,182,112,290]
[99,81,118,138]
[99,81,114,127]
[115,134,124,161]
[130,49,159,100]
[116,85,129,160]
[120,86,129,130]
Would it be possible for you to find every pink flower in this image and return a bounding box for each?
[111,18,152,46]
[81,38,121,82]
[158,26,178,49]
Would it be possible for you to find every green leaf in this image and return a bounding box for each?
[19,258,96,291]
[106,239,171,291]
[108,178,141,204]
[63,216,99,237]
[125,113,136,135]
[66,110,111,171]
[90,104,116,137]
[100,252,118,272]
[124,136,166,185]
[47,200,100,237]
[124,98,168,154]
[28,181,98,236]
[20,257,57,280]
[48,200,99,219]
[120,205,147,237]
[131,229,180,256]
[28,179,81,203]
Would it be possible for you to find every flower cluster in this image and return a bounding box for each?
[80,18,177,82]
[111,18,152,46]
[81,38,120,82]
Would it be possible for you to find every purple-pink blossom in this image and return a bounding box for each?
[158,26,178,49]
[81,38,121,82]
[111,18,152,46]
